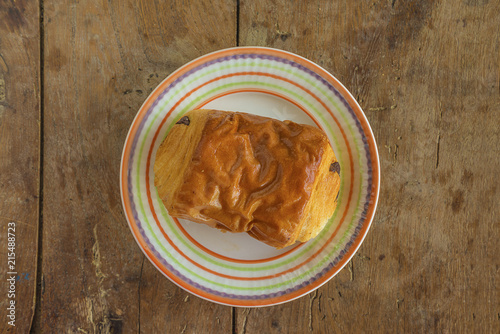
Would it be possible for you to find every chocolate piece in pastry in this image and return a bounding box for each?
[154,109,341,249]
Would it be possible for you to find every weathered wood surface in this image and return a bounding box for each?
[237,0,500,333]
[0,0,498,332]
[35,0,235,332]
[0,0,40,332]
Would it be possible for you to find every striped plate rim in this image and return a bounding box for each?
[120,47,380,307]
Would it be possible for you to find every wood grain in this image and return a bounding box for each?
[0,0,40,332]
[1,0,498,332]
[37,0,235,332]
[238,0,500,332]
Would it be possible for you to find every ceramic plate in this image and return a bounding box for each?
[120,47,380,307]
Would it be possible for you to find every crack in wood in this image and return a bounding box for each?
[396,298,404,309]
[31,0,45,331]
[435,133,441,169]
[86,298,97,334]
[0,53,9,73]
[0,78,5,102]
[92,224,107,284]
[436,103,443,169]
[138,256,145,334]
[231,308,236,334]
[241,308,251,334]
[309,290,318,331]
[236,0,240,46]
[318,292,323,314]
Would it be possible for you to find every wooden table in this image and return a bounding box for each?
[1,0,498,333]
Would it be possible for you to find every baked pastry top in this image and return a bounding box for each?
[154,109,341,248]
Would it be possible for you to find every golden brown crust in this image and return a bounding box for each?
[297,145,340,242]
[153,110,210,214]
[154,109,340,248]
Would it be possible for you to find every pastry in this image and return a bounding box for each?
[154,109,341,248]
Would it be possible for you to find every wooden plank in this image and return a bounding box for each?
[238,0,500,332]
[39,0,235,332]
[0,0,40,332]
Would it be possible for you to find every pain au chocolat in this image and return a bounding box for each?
[153,109,341,249]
